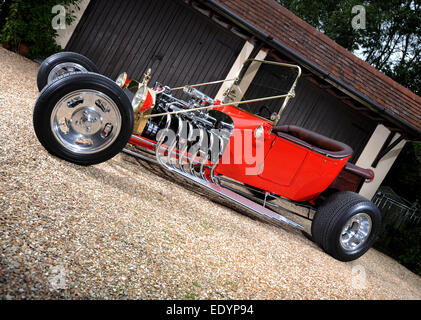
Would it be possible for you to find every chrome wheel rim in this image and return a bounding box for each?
[340,213,372,251]
[50,89,121,154]
[47,62,87,84]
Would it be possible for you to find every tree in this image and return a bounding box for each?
[383,141,421,203]
[1,0,82,59]
[276,0,421,95]
[0,1,12,33]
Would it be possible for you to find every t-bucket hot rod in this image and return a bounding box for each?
[33,52,381,262]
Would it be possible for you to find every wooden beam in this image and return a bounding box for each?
[320,84,333,89]
[339,96,351,101]
[371,132,404,168]
[267,51,294,64]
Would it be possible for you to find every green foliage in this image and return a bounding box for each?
[398,227,421,275]
[1,0,82,59]
[383,142,421,203]
[0,1,12,40]
[374,141,421,276]
[375,225,421,276]
[276,0,421,95]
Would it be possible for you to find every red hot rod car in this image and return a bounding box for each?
[33,52,381,262]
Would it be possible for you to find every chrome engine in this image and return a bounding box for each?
[123,83,305,231]
[141,84,234,182]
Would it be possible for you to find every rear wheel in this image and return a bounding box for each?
[33,72,134,166]
[37,52,99,91]
[311,191,381,261]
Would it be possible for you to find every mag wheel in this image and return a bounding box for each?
[37,52,99,91]
[311,191,382,261]
[33,72,134,166]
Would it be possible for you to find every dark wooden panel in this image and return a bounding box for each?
[66,0,245,97]
[243,58,377,163]
[329,170,364,193]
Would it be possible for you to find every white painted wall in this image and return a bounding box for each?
[55,0,91,49]
[215,41,255,101]
[235,49,268,101]
[356,124,406,200]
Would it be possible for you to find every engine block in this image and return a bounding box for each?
[142,85,234,182]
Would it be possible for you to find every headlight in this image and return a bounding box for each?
[115,72,128,89]
[254,125,264,139]
[132,85,147,111]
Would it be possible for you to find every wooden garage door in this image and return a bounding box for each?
[66,0,244,97]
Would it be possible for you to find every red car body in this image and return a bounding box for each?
[129,103,351,202]
[33,52,381,262]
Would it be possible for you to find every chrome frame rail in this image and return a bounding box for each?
[217,176,314,221]
[122,147,159,164]
[123,134,304,230]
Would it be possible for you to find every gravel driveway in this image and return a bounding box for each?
[1,48,420,300]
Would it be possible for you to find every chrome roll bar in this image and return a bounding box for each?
[143,59,301,126]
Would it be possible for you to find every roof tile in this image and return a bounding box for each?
[214,0,421,132]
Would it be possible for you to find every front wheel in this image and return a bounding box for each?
[33,72,134,166]
[311,191,382,261]
[37,52,99,91]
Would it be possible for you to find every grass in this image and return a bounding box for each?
[200,223,214,231]
[184,292,196,300]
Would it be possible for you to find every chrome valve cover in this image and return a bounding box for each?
[138,87,234,182]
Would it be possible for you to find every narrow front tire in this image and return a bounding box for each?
[33,72,134,166]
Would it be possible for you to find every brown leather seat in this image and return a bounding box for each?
[272,125,353,159]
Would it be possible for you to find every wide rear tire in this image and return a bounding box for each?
[33,72,134,166]
[311,191,382,261]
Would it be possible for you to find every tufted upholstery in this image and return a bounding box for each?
[272,125,353,159]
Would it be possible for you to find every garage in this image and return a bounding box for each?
[65,0,245,97]
[58,0,420,199]
[1,0,420,302]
